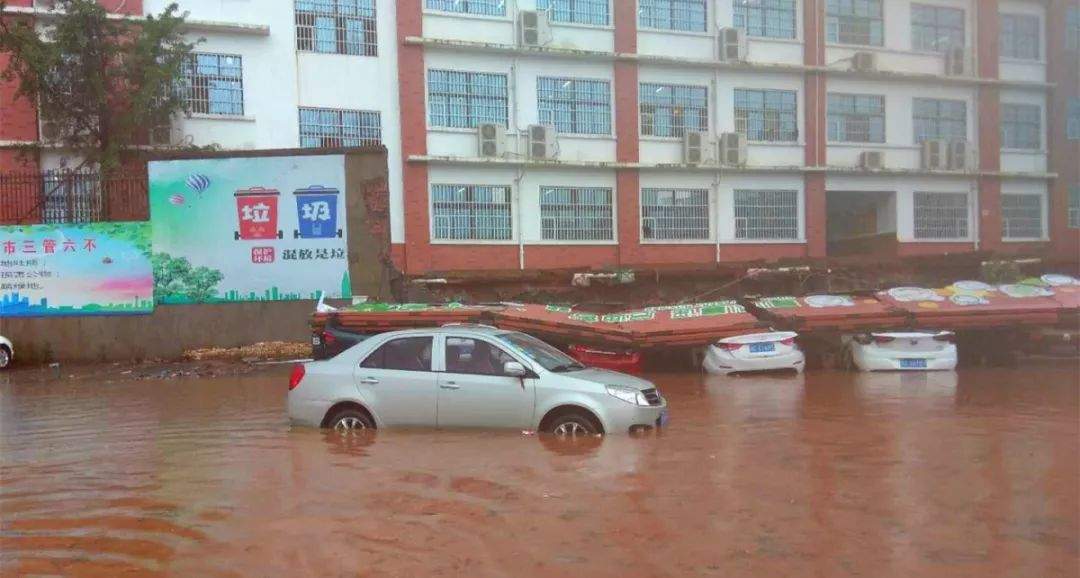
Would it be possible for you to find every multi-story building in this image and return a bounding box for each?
[2,0,1078,276]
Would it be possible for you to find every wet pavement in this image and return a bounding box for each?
[0,365,1077,577]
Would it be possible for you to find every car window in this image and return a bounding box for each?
[360,337,432,371]
[445,337,517,376]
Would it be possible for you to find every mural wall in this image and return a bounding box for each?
[149,155,351,303]
[0,222,154,317]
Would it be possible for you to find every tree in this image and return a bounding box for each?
[185,266,224,303]
[0,0,197,172]
[151,252,224,303]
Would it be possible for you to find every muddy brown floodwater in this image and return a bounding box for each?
[0,365,1077,578]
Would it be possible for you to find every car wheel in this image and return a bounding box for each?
[0,347,9,369]
[327,408,374,432]
[546,412,599,437]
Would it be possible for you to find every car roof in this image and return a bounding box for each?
[380,325,510,337]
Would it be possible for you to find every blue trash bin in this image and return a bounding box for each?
[293,185,342,239]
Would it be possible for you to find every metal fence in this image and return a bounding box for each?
[0,169,148,225]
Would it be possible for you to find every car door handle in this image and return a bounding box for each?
[359,377,379,385]
[440,381,460,390]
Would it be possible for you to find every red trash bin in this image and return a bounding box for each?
[233,187,283,241]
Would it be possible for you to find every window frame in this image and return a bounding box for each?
[294,0,378,57]
[430,184,515,243]
[1067,98,1080,141]
[639,82,709,139]
[734,88,800,143]
[910,3,965,53]
[1000,193,1046,241]
[732,189,800,241]
[1069,185,1080,229]
[999,102,1042,151]
[536,76,612,136]
[733,0,798,40]
[179,52,245,117]
[639,187,713,243]
[443,336,526,377]
[298,107,382,148]
[359,336,435,372]
[424,0,507,17]
[999,12,1041,61]
[1068,6,1080,52]
[427,69,510,129]
[912,97,967,144]
[912,191,970,240]
[826,0,885,47]
[538,186,616,243]
[637,0,709,33]
[536,0,611,27]
[827,92,885,143]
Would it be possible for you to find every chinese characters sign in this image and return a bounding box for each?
[149,156,351,303]
[0,222,153,317]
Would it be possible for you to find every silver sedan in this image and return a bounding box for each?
[287,325,668,436]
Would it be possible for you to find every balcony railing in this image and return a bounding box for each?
[0,169,148,225]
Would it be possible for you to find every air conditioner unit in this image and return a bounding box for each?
[518,10,552,47]
[944,46,968,76]
[719,132,747,166]
[683,131,707,165]
[477,123,505,158]
[39,118,62,143]
[851,51,877,72]
[921,139,948,170]
[718,27,747,62]
[527,124,556,159]
[947,139,971,170]
[859,150,884,170]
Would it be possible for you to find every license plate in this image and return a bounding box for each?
[749,342,776,353]
[658,411,670,427]
[312,336,321,346]
[900,358,927,369]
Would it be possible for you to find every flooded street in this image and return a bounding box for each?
[1,366,1077,578]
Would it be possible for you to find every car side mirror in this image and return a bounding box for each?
[503,361,527,377]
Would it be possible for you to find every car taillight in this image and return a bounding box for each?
[288,364,306,391]
[779,337,795,346]
[873,335,896,344]
[719,342,742,351]
[853,334,873,345]
[322,330,337,345]
[933,333,955,343]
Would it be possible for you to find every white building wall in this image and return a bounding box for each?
[998,87,1048,173]
[997,0,1047,83]
[1000,177,1050,241]
[826,175,978,243]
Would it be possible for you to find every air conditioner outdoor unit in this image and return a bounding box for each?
[851,51,877,72]
[477,123,505,158]
[947,139,971,170]
[718,27,747,62]
[527,124,556,159]
[719,132,747,166]
[518,10,552,47]
[683,131,707,165]
[859,150,884,170]
[921,139,948,170]
[945,46,968,76]
[39,118,62,143]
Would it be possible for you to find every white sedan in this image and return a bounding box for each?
[847,331,957,371]
[703,331,805,375]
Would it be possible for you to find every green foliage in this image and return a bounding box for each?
[982,261,1023,284]
[0,0,198,171]
[152,252,222,303]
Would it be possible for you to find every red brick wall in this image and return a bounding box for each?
[1047,0,1080,259]
[803,0,827,258]
[897,242,977,257]
[612,0,643,268]
[975,1,1003,252]
[396,0,430,274]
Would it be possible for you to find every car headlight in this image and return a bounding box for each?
[606,385,648,406]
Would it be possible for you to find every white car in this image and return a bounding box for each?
[703,331,805,375]
[847,331,957,371]
[0,335,11,370]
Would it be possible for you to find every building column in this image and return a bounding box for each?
[803,0,827,258]
[976,0,1002,252]
[1046,0,1080,258]
[613,0,640,267]
[395,0,429,275]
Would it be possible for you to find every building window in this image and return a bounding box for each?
[1069,185,1080,229]
[539,187,614,241]
[1000,103,1041,150]
[537,0,609,26]
[1000,13,1040,60]
[179,53,244,116]
[1001,194,1043,239]
[431,185,513,241]
[295,0,377,56]
[1068,7,1080,51]
[425,0,505,17]
[913,98,966,143]
[913,192,968,239]
[299,107,381,148]
[733,190,799,240]
[734,0,796,39]
[537,77,611,135]
[1068,98,1080,141]
[427,70,508,128]
[735,88,798,142]
[827,93,885,143]
[826,0,884,46]
[911,4,964,52]
[640,83,708,138]
[641,188,710,241]
[638,0,707,32]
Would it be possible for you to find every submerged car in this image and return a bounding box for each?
[847,331,957,371]
[311,322,373,360]
[703,331,805,375]
[0,335,11,369]
[288,325,668,435]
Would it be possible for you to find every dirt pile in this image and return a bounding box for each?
[182,341,311,362]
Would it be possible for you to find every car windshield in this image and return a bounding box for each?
[495,332,584,372]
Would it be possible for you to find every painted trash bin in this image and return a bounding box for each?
[233,187,283,240]
[293,185,342,239]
